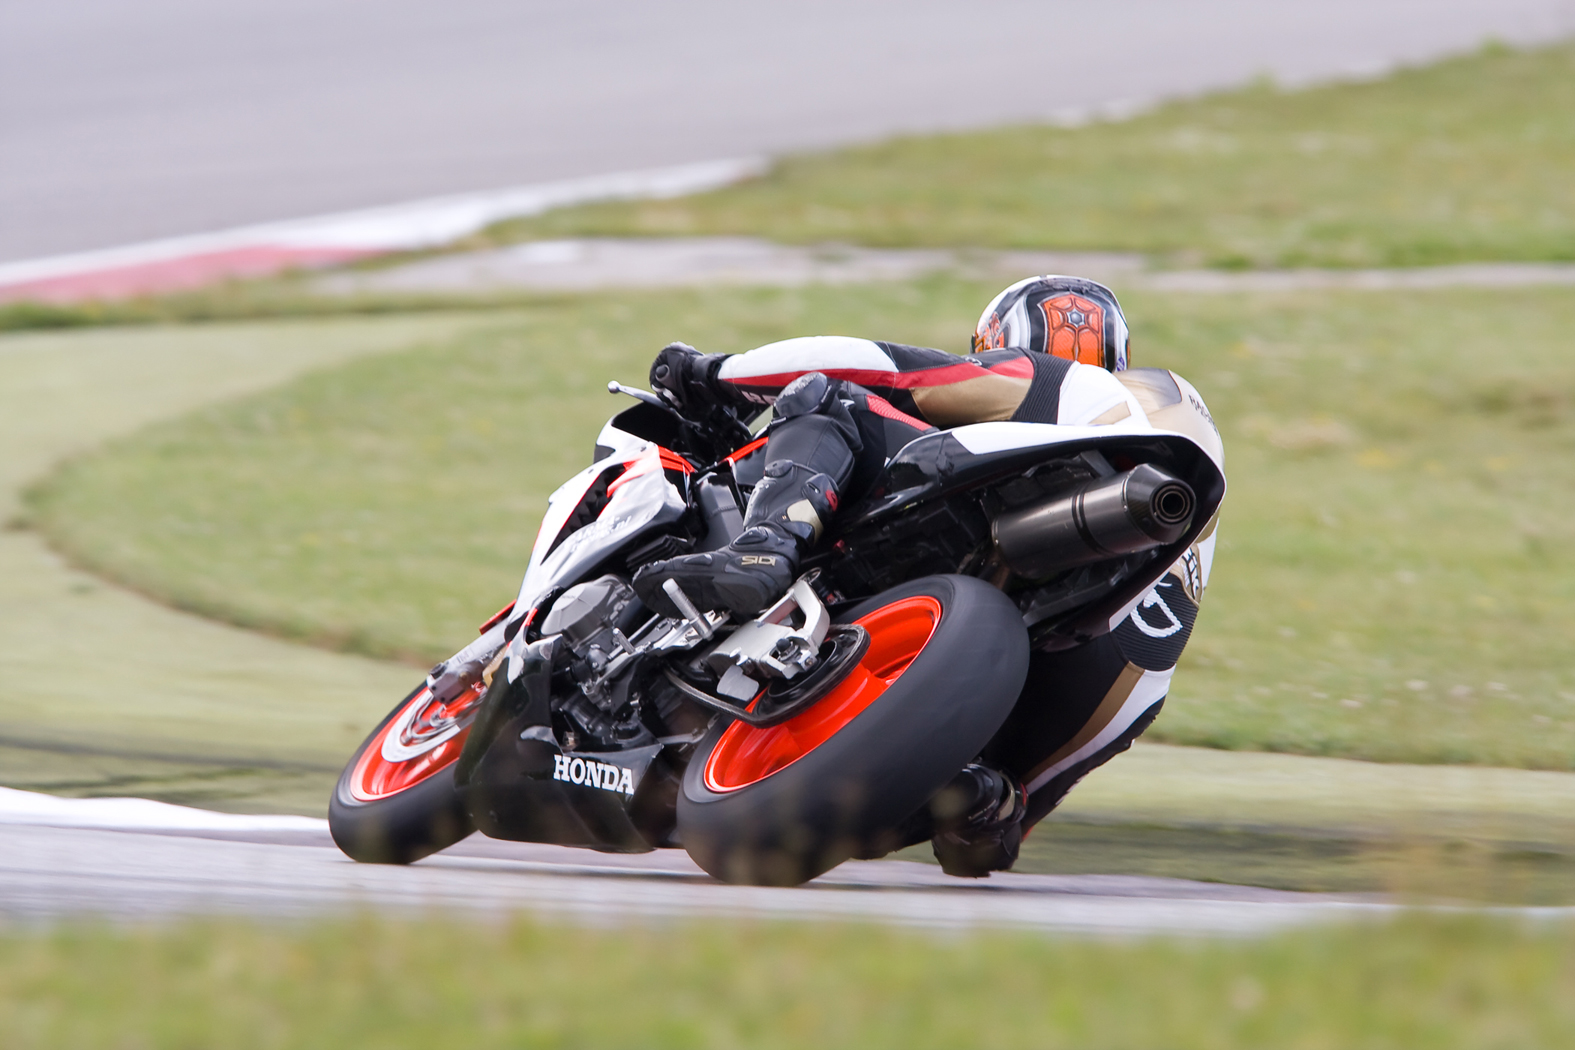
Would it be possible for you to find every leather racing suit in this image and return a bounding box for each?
[701,335,1225,829]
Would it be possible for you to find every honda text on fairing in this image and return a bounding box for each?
[328,364,1224,886]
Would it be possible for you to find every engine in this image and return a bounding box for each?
[537,575,654,749]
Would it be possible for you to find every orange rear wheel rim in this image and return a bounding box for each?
[702,596,942,793]
[348,682,486,802]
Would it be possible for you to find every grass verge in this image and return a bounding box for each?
[2,913,1572,1049]
[1010,821,1575,905]
[484,41,1575,270]
[0,280,555,335]
[0,316,496,812]
[1025,742,1575,903]
[24,281,1575,769]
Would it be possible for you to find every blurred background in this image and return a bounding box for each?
[4,0,1573,260]
[3,2,1575,1047]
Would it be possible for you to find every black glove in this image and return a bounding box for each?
[650,342,726,413]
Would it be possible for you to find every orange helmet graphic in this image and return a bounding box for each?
[974,276,1130,371]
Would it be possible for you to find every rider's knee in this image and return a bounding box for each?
[773,372,839,419]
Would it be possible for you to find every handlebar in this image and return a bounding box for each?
[606,381,669,410]
[607,379,755,464]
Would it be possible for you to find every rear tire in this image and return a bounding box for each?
[677,574,1028,886]
[329,681,480,864]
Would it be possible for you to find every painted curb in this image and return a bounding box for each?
[0,157,766,304]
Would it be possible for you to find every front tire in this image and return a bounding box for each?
[677,574,1029,886]
[329,680,484,864]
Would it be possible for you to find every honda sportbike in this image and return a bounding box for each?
[329,381,1224,885]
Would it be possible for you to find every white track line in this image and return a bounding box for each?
[0,786,325,833]
[0,159,764,301]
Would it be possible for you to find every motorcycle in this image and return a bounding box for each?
[329,377,1224,886]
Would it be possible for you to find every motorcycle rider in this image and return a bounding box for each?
[632,276,1225,876]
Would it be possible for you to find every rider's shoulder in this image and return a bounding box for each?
[1117,368,1224,468]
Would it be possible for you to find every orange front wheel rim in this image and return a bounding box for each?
[348,682,487,802]
[702,596,942,793]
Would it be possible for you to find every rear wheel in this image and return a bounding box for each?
[677,574,1029,886]
[329,679,486,863]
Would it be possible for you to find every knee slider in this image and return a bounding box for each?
[772,372,839,420]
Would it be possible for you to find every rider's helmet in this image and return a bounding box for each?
[972,275,1130,372]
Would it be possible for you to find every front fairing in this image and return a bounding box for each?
[512,419,687,619]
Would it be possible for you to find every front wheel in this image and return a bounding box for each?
[329,678,486,863]
[677,575,1029,886]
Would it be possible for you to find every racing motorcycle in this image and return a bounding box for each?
[329,378,1224,886]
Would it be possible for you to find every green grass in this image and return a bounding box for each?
[1138,286,1575,767]
[21,281,988,664]
[1034,743,1575,903]
[0,316,495,813]
[2,914,1572,1049]
[485,41,1575,270]
[0,742,343,816]
[26,280,1575,770]
[0,279,548,335]
[1009,821,1575,905]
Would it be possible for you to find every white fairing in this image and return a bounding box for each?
[513,426,685,616]
[1165,372,1224,472]
[1056,362,1148,427]
[592,416,650,462]
[950,419,1154,455]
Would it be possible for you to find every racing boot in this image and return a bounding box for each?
[634,521,801,619]
[634,463,839,618]
[930,763,1029,878]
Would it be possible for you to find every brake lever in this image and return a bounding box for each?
[607,381,671,410]
[609,380,751,461]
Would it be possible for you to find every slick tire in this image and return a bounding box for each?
[329,681,477,864]
[677,574,1029,886]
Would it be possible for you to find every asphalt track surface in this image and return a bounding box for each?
[5,0,1575,263]
[10,790,1574,933]
[1,806,1395,935]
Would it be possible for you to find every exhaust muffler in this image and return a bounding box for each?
[992,463,1196,578]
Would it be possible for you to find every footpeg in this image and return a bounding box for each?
[703,573,829,681]
[662,579,715,641]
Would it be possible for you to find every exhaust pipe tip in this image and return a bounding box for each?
[1122,463,1196,543]
[992,462,1198,579]
[1149,480,1195,528]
